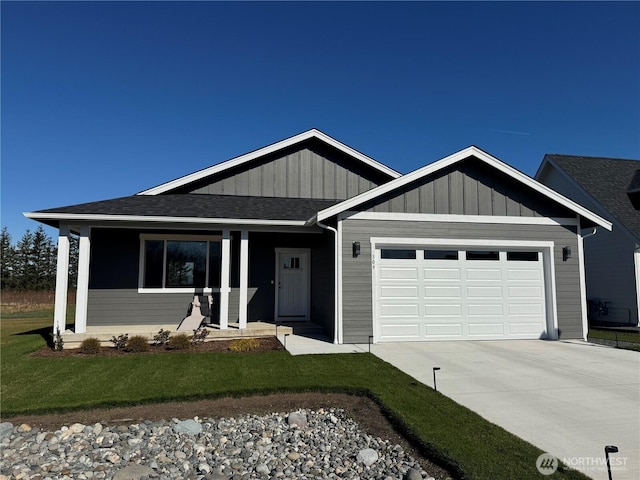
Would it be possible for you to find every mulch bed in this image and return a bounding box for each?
[30,336,283,357]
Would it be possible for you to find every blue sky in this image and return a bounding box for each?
[2,1,639,239]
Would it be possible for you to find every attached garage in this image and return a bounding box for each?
[373,243,551,341]
[316,146,612,344]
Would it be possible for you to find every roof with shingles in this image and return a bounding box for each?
[32,194,339,223]
[543,154,640,239]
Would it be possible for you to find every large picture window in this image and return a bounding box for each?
[140,235,222,290]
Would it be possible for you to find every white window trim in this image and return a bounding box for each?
[369,237,559,341]
[138,233,222,293]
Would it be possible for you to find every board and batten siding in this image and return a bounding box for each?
[177,141,390,200]
[340,219,581,343]
[361,160,574,218]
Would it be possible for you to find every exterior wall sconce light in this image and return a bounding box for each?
[563,246,571,261]
[352,242,360,258]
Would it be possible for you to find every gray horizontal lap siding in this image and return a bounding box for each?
[177,140,390,200]
[341,219,581,343]
[87,228,335,335]
[361,160,573,217]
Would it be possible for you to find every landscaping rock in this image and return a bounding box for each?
[0,409,432,479]
[173,418,202,435]
[112,464,155,480]
[357,447,379,466]
[286,411,307,428]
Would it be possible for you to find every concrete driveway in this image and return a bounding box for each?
[371,340,640,480]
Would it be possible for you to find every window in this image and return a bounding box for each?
[141,235,222,289]
[284,256,301,269]
[424,250,459,260]
[381,249,416,259]
[466,250,499,261]
[507,251,539,262]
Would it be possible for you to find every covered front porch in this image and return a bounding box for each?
[51,224,336,344]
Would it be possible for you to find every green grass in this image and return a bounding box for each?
[1,312,589,480]
[588,328,639,344]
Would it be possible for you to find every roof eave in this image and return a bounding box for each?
[23,212,309,227]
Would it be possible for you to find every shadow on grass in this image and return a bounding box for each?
[15,323,73,349]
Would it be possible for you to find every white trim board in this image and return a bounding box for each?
[24,212,308,227]
[138,129,401,195]
[318,146,612,231]
[341,211,579,226]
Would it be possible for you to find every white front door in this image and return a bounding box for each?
[275,249,310,320]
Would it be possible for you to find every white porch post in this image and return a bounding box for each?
[219,230,231,329]
[74,225,91,334]
[53,224,70,334]
[239,230,249,329]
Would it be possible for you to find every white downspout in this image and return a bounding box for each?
[316,220,340,344]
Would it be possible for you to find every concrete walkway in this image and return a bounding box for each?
[371,340,640,480]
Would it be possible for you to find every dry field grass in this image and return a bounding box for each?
[0,290,76,314]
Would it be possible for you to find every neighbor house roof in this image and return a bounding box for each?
[539,154,640,239]
[137,129,401,195]
[25,194,339,228]
[316,146,613,230]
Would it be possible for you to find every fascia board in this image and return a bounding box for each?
[317,146,612,231]
[23,212,307,227]
[138,129,401,196]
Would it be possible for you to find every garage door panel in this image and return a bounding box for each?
[424,268,461,281]
[424,286,462,298]
[467,304,503,316]
[380,323,420,338]
[380,267,418,280]
[375,246,547,342]
[380,286,418,299]
[468,323,504,336]
[508,286,543,298]
[466,286,502,298]
[424,304,462,317]
[425,323,463,336]
[466,269,502,281]
[507,268,542,281]
[380,303,419,317]
[508,304,544,316]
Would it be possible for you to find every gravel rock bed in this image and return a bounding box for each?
[0,408,436,480]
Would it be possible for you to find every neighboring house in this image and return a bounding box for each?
[536,154,640,326]
[26,129,611,343]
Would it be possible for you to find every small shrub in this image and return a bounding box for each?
[125,335,150,353]
[111,333,129,350]
[229,338,261,352]
[53,327,64,351]
[79,337,101,354]
[191,327,210,346]
[167,333,191,350]
[152,328,171,347]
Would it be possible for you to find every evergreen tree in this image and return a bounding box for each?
[1,227,15,289]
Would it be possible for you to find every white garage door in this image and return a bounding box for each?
[374,247,548,341]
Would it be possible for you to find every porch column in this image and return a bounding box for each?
[53,224,70,334]
[219,229,231,329]
[238,230,249,329]
[74,225,91,334]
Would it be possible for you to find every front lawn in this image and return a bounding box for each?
[0,313,588,480]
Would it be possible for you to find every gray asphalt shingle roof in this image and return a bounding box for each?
[33,194,339,223]
[545,154,640,239]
